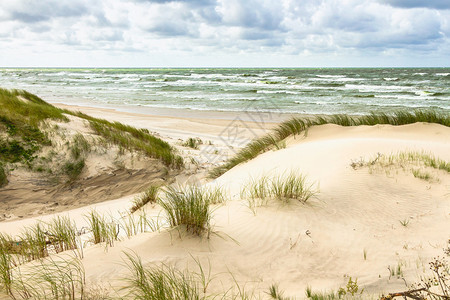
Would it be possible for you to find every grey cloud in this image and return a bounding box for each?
[381,0,450,9]
[239,29,275,41]
[346,20,443,50]
[149,22,191,36]
[196,6,222,23]
[130,0,217,6]
[90,13,114,27]
[319,13,379,33]
[6,0,88,23]
[217,0,285,31]
[94,30,124,42]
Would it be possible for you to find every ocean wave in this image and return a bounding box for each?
[309,82,346,87]
[316,74,346,78]
[435,73,449,76]
[414,91,437,97]
[345,84,412,93]
[346,94,376,98]
[383,77,398,81]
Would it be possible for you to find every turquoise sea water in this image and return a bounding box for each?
[0,68,449,115]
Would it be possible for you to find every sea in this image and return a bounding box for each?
[0,68,449,116]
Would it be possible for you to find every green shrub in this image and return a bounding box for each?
[63,159,85,181]
[0,164,7,188]
[183,137,202,149]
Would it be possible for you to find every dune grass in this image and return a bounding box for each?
[21,256,86,299]
[0,245,14,297]
[210,111,450,178]
[123,252,202,300]
[19,223,49,261]
[84,210,119,247]
[305,286,340,300]
[353,151,449,181]
[267,284,293,300]
[241,172,317,205]
[119,210,163,238]
[160,185,224,236]
[390,151,450,173]
[1,255,86,299]
[130,185,161,213]
[271,173,317,203]
[241,175,271,202]
[47,216,78,254]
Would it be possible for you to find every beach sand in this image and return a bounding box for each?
[0,104,449,298]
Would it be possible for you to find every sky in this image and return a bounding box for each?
[0,0,449,67]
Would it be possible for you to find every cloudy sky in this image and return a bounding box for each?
[0,0,449,67]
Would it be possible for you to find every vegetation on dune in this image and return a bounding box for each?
[241,172,317,204]
[183,137,203,149]
[0,209,448,299]
[130,185,161,213]
[73,111,183,168]
[0,89,67,167]
[123,252,202,300]
[270,172,317,203]
[63,159,86,182]
[210,111,450,178]
[159,185,224,236]
[0,253,86,299]
[0,164,7,187]
[84,210,119,247]
[351,151,450,182]
[0,88,183,186]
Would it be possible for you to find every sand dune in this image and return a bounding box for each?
[1,118,448,298]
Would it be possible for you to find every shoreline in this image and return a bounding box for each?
[52,102,290,145]
[51,100,305,122]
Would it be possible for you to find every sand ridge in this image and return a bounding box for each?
[1,114,448,298]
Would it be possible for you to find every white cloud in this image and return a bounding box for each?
[0,0,448,66]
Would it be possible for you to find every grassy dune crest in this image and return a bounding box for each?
[0,89,67,167]
[73,111,183,167]
[210,111,450,178]
[0,88,183,185]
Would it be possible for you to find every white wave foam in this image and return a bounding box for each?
[316,75,346,78]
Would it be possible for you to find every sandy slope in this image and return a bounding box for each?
[0,113,172,221]
[1,121,448,298]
